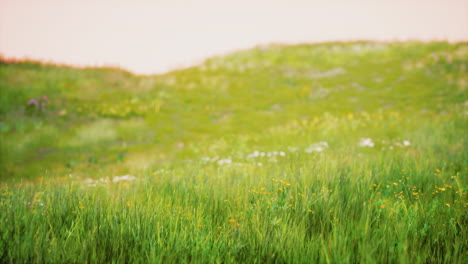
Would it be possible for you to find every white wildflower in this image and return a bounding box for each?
[247,151,260,159]
[217,159,232,165]
[288,147,298,152]
[359,138,375,147]
[112,175,136,182]
[305,146,324,153]
[305,141,329,153]
[82,178,95,184]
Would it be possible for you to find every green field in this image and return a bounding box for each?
[0,41,467,263]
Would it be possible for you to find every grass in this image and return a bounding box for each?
[0,41,467,263]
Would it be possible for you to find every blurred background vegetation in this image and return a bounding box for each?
[0,41,466,181]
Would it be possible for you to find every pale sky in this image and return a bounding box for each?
[1,0,467,74]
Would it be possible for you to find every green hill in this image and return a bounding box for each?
[0,41,467,263]
[1,41,466,180]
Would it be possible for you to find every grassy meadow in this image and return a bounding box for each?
[0,41,467,263]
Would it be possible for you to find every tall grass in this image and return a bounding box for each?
[1,112,466,263]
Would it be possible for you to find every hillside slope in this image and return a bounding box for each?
[0,41,467,180]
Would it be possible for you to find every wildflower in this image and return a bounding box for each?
[403,140,411,146]
[228,219,236,223]
[27,98,39,108]
[305,141,329,153]
[112,175,136,182]
[288,147,298,152]
[126,201,132,206]
[217,159,232,165]
[246,151,260,158]
[279,180,291,186]
[359,138,375,147]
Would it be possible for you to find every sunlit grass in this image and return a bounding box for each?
[0,41,467,263]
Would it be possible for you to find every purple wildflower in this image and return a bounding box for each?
[27,98,39,109]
